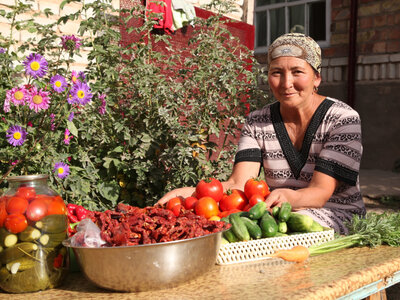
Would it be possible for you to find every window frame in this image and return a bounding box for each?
[254,0,331,54]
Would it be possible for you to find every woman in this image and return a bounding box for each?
[159,33,365,234]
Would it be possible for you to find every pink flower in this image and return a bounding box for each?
[27,86,50,112]
[61,35,81,51]
[64,128,72,145]
[71,71,79,85]
[6,86,29,107]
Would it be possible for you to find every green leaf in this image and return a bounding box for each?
[67,121,78,137]
[98,181,119,203]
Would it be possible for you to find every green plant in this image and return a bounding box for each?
[0,0,268,210]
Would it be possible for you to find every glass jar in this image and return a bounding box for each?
[0,174,68,293]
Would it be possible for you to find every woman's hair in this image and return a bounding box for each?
[267,33,322,73]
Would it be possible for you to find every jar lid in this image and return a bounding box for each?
[7,174,49,182]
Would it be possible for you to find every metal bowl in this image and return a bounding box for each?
[63,231,225,292]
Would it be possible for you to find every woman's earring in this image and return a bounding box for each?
[313,86,318,92]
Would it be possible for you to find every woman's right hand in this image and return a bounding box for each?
[157,187,196,205]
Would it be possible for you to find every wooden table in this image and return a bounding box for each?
[2,246,400,299]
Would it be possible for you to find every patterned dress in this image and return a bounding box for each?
[235,97,366,234]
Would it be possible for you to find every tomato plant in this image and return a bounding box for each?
[248,194,265,207]
[183,196,198,210]
[244,178,270,199]
[15,186,36,201]
[6,196,29,215]
[47,199,67,215]
[166,197,183,211]
[195,197,220,219]
[195,178,224,202]
[219,190,247,211]
[26,199,48,221]
[4,214,28,233]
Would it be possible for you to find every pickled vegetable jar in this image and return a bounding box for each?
[0,174,68,293]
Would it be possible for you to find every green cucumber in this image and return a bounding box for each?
[271,206,280,218]
[229,213,250,241]
[18,226,41,242]
[259,212,278,238]
[0,242,38,265]
[278,202,292,222]
[223,229,239,243]
[248,202,267,220]
[241,217,262,239]
[35,215,68,233]
[0,228,18,248]
[277,221,287,233]
[39,231,67,248]
[221,217,230,224]
[287,213,314,232]
[308,220,324,232]
[221,237,230,245]
[275,232,288,237]
[6,257,36,274]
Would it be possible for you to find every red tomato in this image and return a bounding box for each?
[244,178,270,200]
[15,186,36,201]
[219,191,246,211]
[34,194,53,206]
[183,196,198,210]
[0,200,7,227]
[248,194,265,207]
[195,178,224,202]
[6,196,29,215]
[26,199,48,222]
[47,199,67,215]
[166,197,183,211]
[171,204,181,217]
[219,208,242,218]
[195,197,220,219]
[4,214,28,234]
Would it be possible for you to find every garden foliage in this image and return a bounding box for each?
[0,0,268,209]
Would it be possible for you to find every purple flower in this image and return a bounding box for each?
[27,86,50,112]
[78,71,86,80]
[23,53,48,78]
[6,86,29,108]
[68,112,74,121]
[50,75,67,93]
[54,162,70,179]
[0,48,5,54]
[50,113,56,131]
[98,93,106,115]
[71,71,79,85]
[69,81,93,105]
[61,35,81,51]
[64,128,72,145]
[6,125,27,146]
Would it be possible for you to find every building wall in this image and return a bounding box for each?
[253,0,400,170]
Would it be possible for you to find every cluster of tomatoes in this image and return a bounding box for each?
[0,186,67,234]
[165,178,271,219]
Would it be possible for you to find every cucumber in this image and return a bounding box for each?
[220,237,230,245]
[277,221,287,233]
[308,220,324,232]
[275,232,288,237]
[239,211,250,218]
[248,202,267,220]
[18,226,41,242]
[287,213,314,232]
[0,242,38,264]
[241,217,262,239]
[229,213,250,241]
[223,229,239,243]
[39,231,67,248]
[271,206,280,218]
[259,212,278,238]
[35,215,68,233]
[0,228,18,248]
[278,202,292,222]
[221,217,230,224]
[6,257,36,274]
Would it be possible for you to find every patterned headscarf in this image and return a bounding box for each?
[267,33,322,73]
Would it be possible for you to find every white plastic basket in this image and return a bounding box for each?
[216,229,335,265]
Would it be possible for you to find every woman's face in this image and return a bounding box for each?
[268,56,321,107]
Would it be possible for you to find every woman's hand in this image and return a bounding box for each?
[157,187,195,205]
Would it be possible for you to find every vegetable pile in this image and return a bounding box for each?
[221,202,326,243]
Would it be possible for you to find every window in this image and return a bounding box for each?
[254,0,330,53]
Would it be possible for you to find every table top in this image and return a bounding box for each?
[3,246,400,300]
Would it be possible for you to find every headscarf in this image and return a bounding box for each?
[267,33,322,73]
